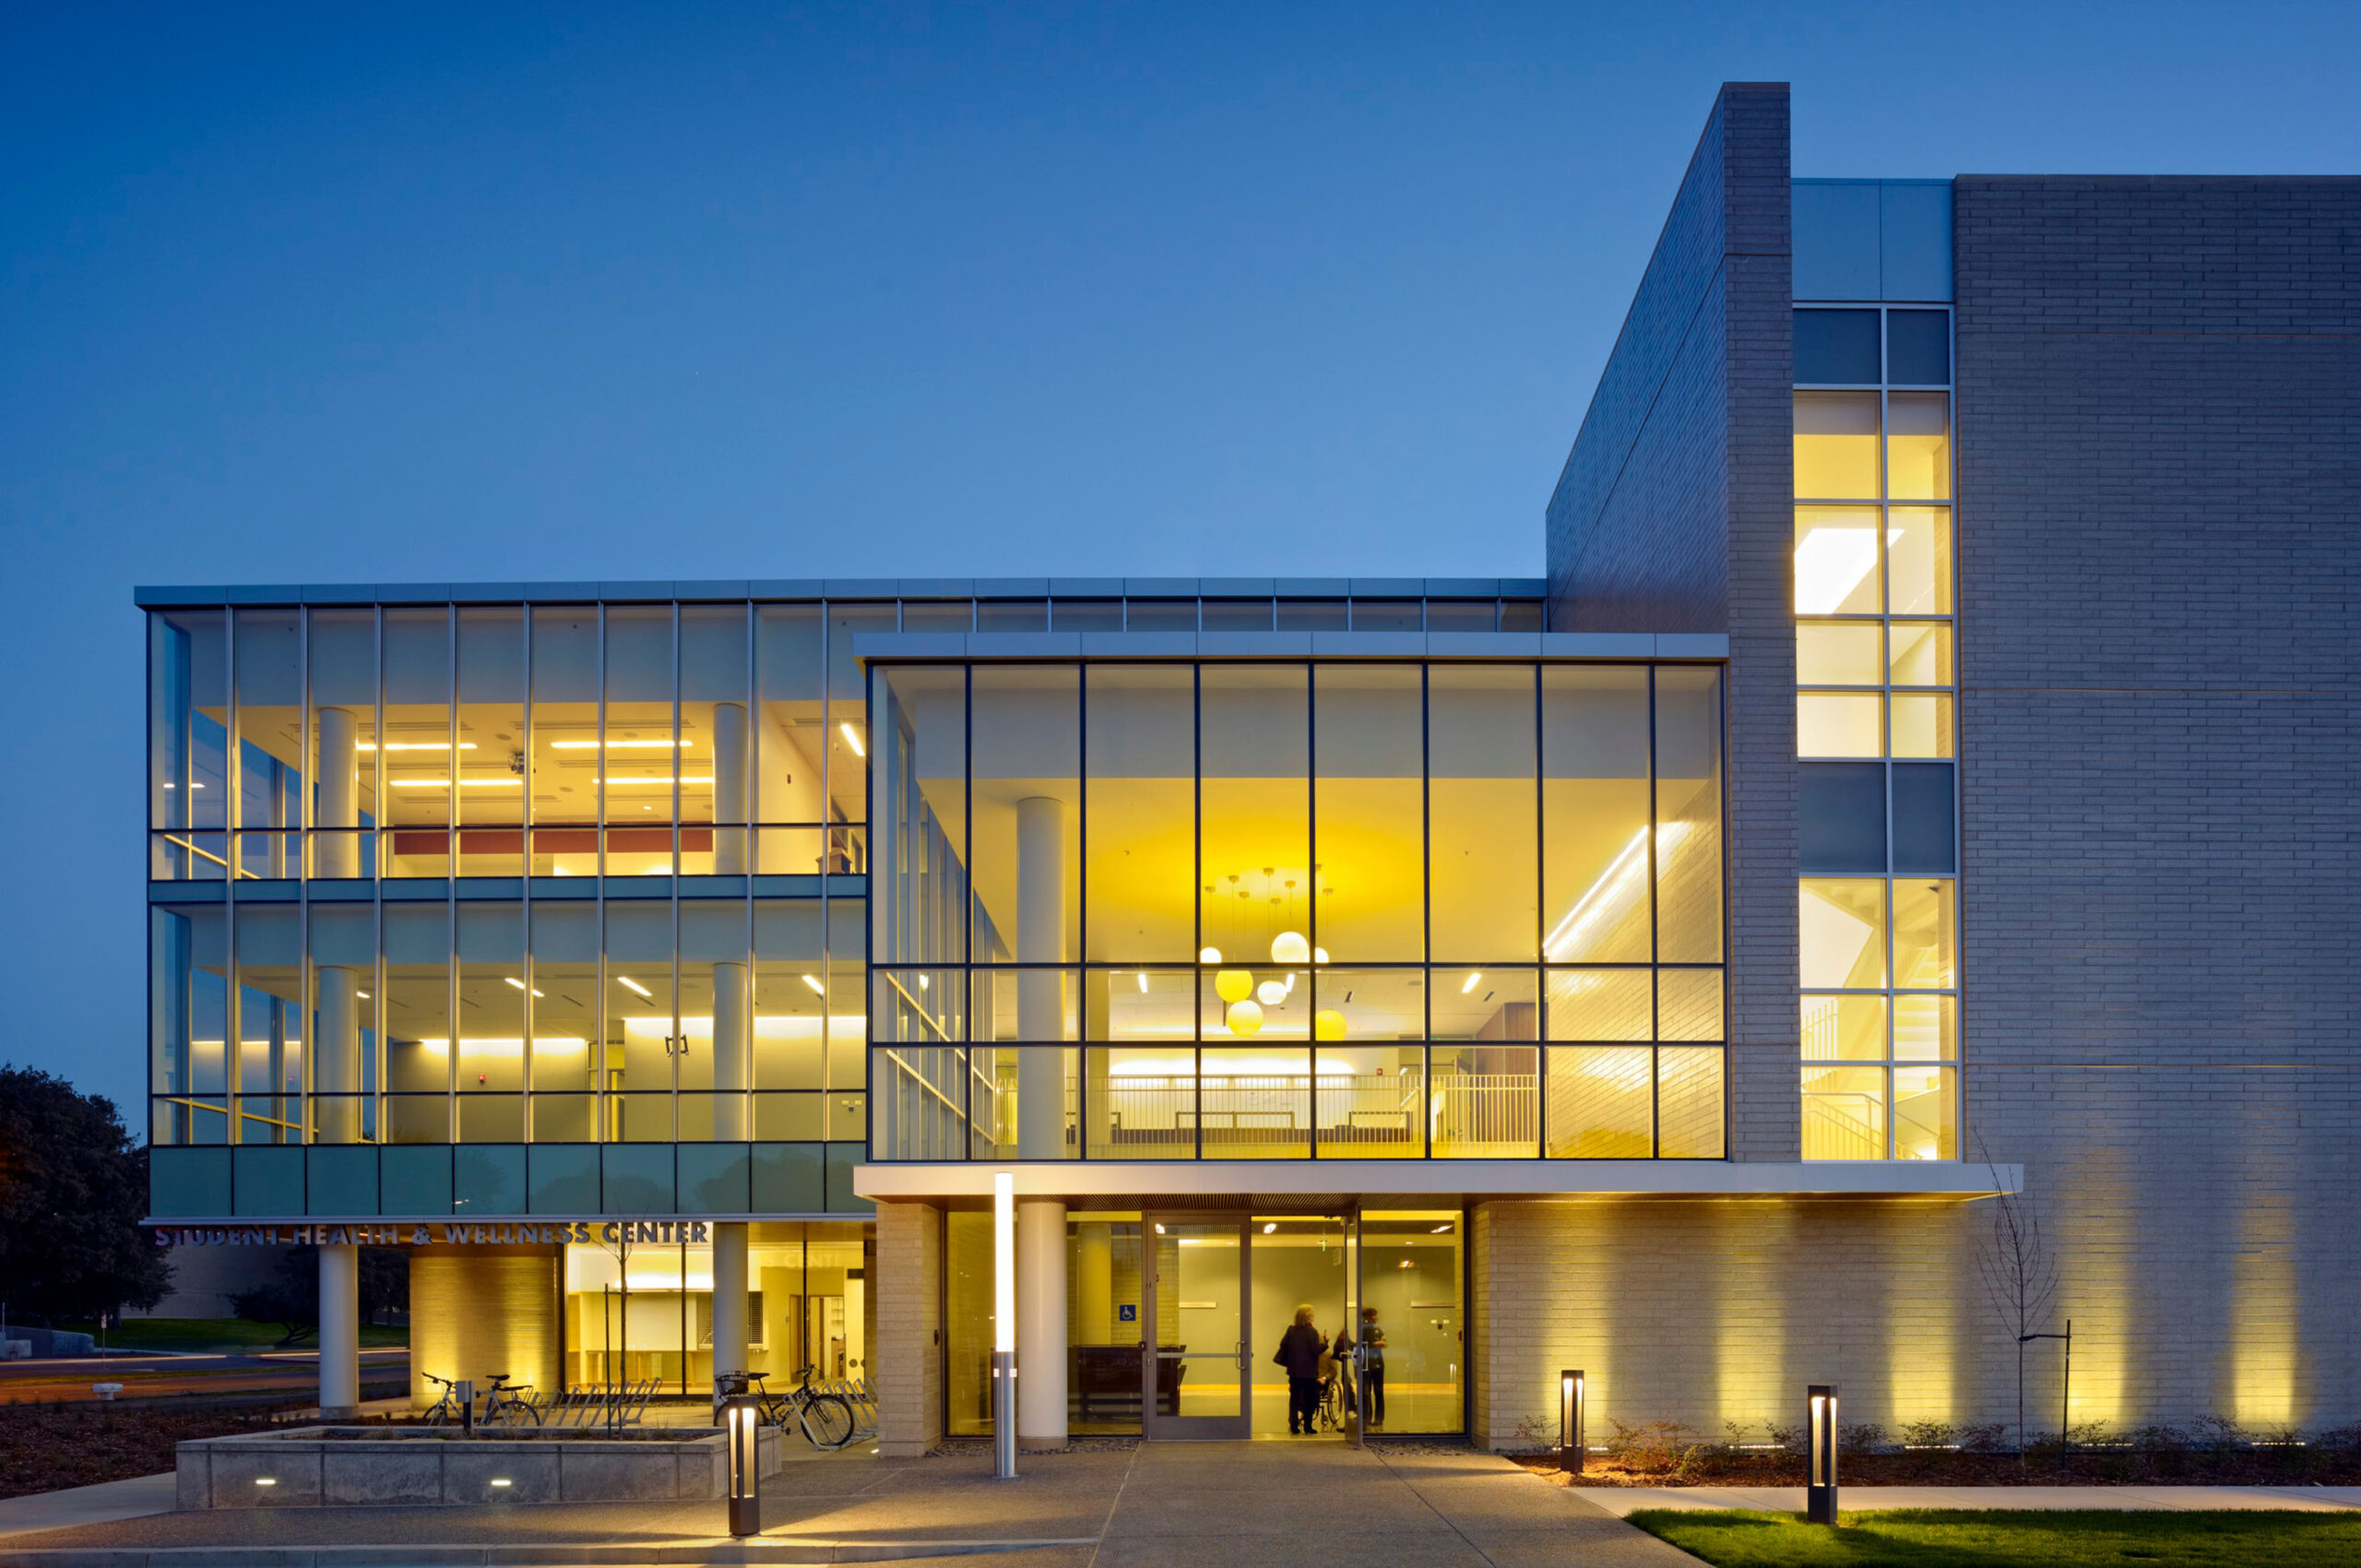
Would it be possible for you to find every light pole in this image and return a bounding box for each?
[1806,1384,1838,1526]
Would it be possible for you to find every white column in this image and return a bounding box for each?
[710,1221,749,1400]
[1015,796,1065,1160]
[712,701,749,875]
[1077,1224,1113,1346]
[712,959,750,1143]
[1017,1197,1068,1444]
[316,966,362,1144]
[318,1242,360,1419]
[314,706,361,878]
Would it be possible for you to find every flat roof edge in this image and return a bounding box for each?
[855,1159,2022,1201]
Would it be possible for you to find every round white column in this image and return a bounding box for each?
[1016,1197,1068,1445]
[317,1241,361,1419]
[314,706,361,878]
[712,959,750,1143]
[1015,796,1066,1159]
[315,965,363,1144]
[712,701,749,875]
[710,1221,750,1401]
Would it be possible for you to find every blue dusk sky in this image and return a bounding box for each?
[4,2,2357,1113]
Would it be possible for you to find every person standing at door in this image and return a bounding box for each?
[1358,1306,1387,1428]
[1275,1304,1324,1435]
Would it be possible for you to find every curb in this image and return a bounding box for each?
[0,1539,1096,1567]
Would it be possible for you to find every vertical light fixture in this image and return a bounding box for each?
[1806,1384,1839,1525]
[724,1393,762,1537]
[1560,1370,1585,1472]
[993,1170,1017,1480]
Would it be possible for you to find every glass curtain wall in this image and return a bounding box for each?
[872,660,1727,1161]
[1793,307,1961,1159]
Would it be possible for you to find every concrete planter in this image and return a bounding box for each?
[175,1425,782,1509]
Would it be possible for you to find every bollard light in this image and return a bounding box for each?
[1806,1384,1839,1526]
[1559,1370,1585,1473]
[991,1170,1017,1480]
[724,1394,763,1537]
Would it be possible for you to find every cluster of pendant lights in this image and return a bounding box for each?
[1198,928,1347,1040]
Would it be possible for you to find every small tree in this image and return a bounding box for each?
[1974,1140,2058,1460]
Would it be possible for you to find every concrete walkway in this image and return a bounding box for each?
[0,1476,176,1539]
[1578,1483,2361,1515]
[0,1441,1699,1567]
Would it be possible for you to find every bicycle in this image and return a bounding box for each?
[481,1374,543,1429]
[421,1372,466,1427]
[719,1367,857,1450]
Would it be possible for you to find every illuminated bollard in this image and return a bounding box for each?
[1806,1384,1839,1526]
[724,1394,763,1537]
[1559,1371,1584,1473]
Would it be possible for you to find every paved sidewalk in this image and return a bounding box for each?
[0,1441,1699,1567]
[1578,1483,2361,1515]
[0,1477,176,1539]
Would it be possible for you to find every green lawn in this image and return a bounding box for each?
[62,1317,409,1354]
[1628,1509,2361,1568]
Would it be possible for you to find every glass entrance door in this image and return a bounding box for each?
[1143,1216,1249,1439]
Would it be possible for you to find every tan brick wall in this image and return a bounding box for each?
[409,1250,561,1410]
[873,1200,943,1455]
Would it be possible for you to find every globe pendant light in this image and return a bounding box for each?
[1314,1009,1347,1041]
[1271,930,1311,966]
[1199,946,1223,965]
[1216,968,1254,1004]
[1255,980,1287,1006]
[1226,999,1264,1038]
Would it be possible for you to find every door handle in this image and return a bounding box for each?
[1235,1339,1247,1372]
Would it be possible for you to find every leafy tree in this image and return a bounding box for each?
[0,1067,172,1324]
[231,1246,409,1345]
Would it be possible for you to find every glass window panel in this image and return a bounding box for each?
[1085,665,1195,961]
[152,609,230,840]
[1889,623,1954,688]
[1430,1042,1536,1157]
[381,901,450,1140]
[869,1041,968,1158]
[1893,1066,1957,1160]
[529,901,599,1103]
[874,666,967,967]
[1800,879,1887,989]
[1543,1046,1649,1158]
[966,1045,1077,1159]
[1542,667,1651,964]
[971,968,1080,1043]
[1311,967,1422,1048]
[232,905,302,1144]
[1086,1047,1194,1158]
[1886,392,1951,500]
[455,905,525,1142]
[901,600,974,633]
[1500,600,1543,633]
[528,607,600,873]
[754,605,826,854]
[306,608,375,879]
[753,901,825,1089]
[977,600,1047,632]
[1794,505,1883,615]
[755,1090,825,1141]
[1793,391,1880,499]
[1050,599,1122,632]
[675,899,749,1141]
[1793,308,1880,384]
[825,897,866,1090]
[680,605,751,875]
[1200,599,1274,632]
[1889,694,1954,758]
[1275,599,1347,632]
[971,667,1080,967]
[1655,668,1724,963]
[1425,600,1496,633]
[151,906,230,1145]
[1546,968,1649,1041]
[1086,968,1195,1042]
[602,605,677,873]
[1430,968,1536,1041]
[1349,600,1420,632]
[1886,310,1951,385]
[1892,763,1958,874]
[1316,1046,1424,1157]
[1886,507,1953,616]
[1201,958,1311,1046]
[232,611,303,878]
[1657,968,1724,1042]
[1655,1046,1725,1158]
[1893,994,1958,1063]
[1892,879,1956,990]
[1200,665,1310,976]
[1429,665,1536,960]
[1798,693,1883,757]
[1801,1064,1887,1159]
[1802,994,1888,1061]
[1799,763,1887,874]
[381,608,452,876]
[308,903,376,1144]
[1124,600,1195,632]
[1313,665,1423,961]
[825,604,894,831]
[1198,1045,1309,1158]
[455,609,526,876]
[1796,622,1882,685]
[603,901,675,1141]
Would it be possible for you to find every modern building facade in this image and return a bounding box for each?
[140,82,2358,1449]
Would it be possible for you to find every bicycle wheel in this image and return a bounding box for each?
[799,1392,858,1450]
[424,1399,451,1428]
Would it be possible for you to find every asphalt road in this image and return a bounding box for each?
[0,1348,408,1404]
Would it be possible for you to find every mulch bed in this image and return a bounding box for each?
[0,1401,306,1501]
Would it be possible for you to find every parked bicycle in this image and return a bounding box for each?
[421,1372,542,1429]
[421,1372,467,1427]
[718,1367,857,1450]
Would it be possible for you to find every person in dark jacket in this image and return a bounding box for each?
[1275,1304,1324,1434]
